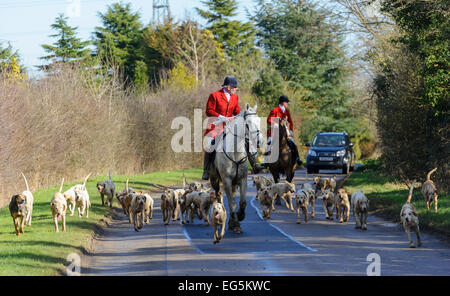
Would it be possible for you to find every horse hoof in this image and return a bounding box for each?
[233,227,242,234]
[237,209,246,221]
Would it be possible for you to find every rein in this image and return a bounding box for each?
[221,111,260,180]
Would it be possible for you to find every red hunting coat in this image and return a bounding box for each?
[204,89,241,138]
[267,106,294,138]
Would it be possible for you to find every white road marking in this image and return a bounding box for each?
[250,197,318,252]
[182,227,205,255]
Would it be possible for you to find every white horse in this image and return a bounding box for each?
[209,103,263,233]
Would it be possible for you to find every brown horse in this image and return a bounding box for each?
[267,117,297,184]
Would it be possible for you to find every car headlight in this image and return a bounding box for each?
[336,149,346,157]
[307,149,317,157]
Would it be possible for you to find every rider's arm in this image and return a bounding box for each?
[206,93,221,117]
[267,108,279,127]
[286,109,294,133]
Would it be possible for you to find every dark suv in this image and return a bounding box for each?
[305,132,355,174]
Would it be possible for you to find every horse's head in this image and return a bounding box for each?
[243,102,264,148]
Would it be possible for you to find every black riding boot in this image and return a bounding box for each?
[202,151,214,180]
[245,139,263,174]
[288,139,303,166]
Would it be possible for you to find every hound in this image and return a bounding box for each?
[351,189,369,230]
[294,188,309,224]
[401,181,421,248]
[210,197,227,244]
[97,170,116,207]
[50,178,67,232]
[422,167,439,212]
[335,188,351,223]
[302,182,316,218]
[319,189,335,220]
[20,172,34,226]
[63,173,91,216]
[267,181,296,212]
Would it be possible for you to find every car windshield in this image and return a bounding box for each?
[312,134,346,147]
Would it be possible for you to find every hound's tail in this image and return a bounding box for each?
[406,180,416,204]
[83,173,92,187]
[183,174,187,189]
[305,172,309,182]
[426,167,437,181]
[21,172,30,192]
[59,178,65,193]
[109,170,112,180]
[126,178,129,194]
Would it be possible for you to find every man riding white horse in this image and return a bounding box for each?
[202,76,263,180]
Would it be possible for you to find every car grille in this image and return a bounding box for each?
[318,152,336,157]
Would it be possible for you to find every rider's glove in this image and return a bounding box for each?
[218,115,232,122]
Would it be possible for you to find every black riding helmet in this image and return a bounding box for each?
[222,75,238,88]
[279,95,290,104]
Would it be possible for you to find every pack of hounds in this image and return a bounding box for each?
[252,167,439,248]
[8,168,440,248]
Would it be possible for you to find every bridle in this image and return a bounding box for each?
[278,118,292,155]
[222,111,261,170]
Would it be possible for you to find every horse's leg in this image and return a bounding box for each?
[270,167,280,184]
[237,177,247,222]
[223,178,239,232]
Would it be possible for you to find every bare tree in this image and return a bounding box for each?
[169,19,221,87]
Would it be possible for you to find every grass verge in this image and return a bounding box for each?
[0,168,202,276]
[343,160,449,238]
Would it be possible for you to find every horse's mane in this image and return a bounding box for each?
[279,117,290,140]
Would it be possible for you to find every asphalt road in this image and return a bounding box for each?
[83,169,450,276]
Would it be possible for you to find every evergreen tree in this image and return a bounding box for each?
[0,42,26,81]
[196,0,256,59]
[1,42,22,71]
[251,63,286,109]
[94,2,145,86]
[40,14,90,69]
[142,18,179,85]
[196,0,262,89]
[253,0,361,143]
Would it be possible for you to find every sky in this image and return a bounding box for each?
[0,0,255,77]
